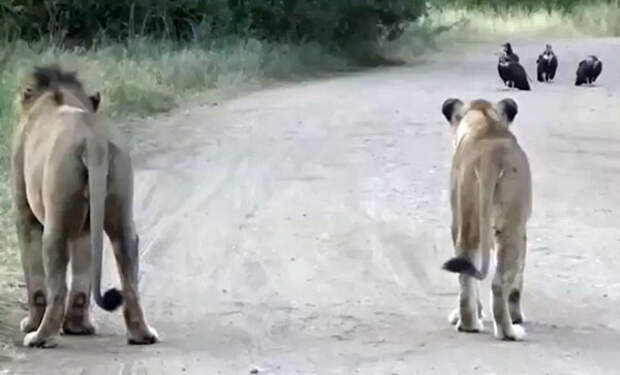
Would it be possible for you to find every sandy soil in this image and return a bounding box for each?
[3,38,620,374]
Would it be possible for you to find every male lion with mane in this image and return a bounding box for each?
[11,65,158,348]
[440,97,532,341]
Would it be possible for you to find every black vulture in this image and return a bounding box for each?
[536,44,558,82]
[498,52,530,91]
[502,42,520,63]
[575,55,603,86]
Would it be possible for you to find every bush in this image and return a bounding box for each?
[0,0,426,46]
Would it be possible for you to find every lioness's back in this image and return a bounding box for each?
[441,97,532,341]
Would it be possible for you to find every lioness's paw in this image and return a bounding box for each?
[448,309,460,325]
[512,312,526,324]
[509,324,526,340]
[495,323,526,341]
[456,318,483,333]
[23,332,58,348]
[62,318,96,335]
[20,317,38,333]
[128,326,159,345]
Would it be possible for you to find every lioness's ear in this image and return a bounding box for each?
[21,87,33,103]
[497,98,518,125]
[441,98,463,125]
[89,92,101,112]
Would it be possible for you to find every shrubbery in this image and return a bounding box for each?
[2,1,615,47]
[0,0,426,45]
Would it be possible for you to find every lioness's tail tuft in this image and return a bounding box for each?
[442,256,479,278]
[100,288,124,312]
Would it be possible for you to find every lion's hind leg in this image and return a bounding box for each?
[105,216,158,345]
[491,230,526,341]
[63,232,96,335]
[23,225,69,348]
[14,167,46,334]
[17,214,46,334]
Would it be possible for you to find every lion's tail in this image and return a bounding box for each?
[442,159,497,281]
[84,130,123,312]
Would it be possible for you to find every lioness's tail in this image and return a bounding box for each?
[85,136,123,311]
[442,159,497,281]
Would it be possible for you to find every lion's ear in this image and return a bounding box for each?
[497,98,518,125]
[441,98,463,126]
[89,92,101,112]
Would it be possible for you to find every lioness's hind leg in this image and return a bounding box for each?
[16,213,46,334]
[23,228,69,348]
[63,233,96,335]
[508,287,525,324]
[449,293,484,325]
[509,236,527,324]
[106,222,158,345]
[491,232,526,341]
[455,274,483,332]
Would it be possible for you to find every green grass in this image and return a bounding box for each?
[350,3,620,65]
[0,37,353,120]
[426,3,620,46]
[0,166,18,344]
[0,50,19,343]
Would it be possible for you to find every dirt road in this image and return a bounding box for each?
[3,38,620,374]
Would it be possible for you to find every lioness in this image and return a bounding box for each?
[440,98,532,341]
[11,65,158,348]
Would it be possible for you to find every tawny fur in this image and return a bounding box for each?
[11,65,158,348]
[441,98,532,341]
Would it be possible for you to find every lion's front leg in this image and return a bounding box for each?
[63,232,96,335]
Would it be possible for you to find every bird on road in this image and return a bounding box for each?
[575,55,603,86]
[501,42,520,63]
[536,44,558,82]
[498,51,530,91]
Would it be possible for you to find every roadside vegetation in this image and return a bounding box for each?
[430,1,620,45]
[0,0,619,342]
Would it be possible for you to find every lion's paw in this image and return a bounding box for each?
[448,309,460,325]
[128,325,159,345]
[62,318,96,335]
[23,332,58,348]
[20,316,38,333]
